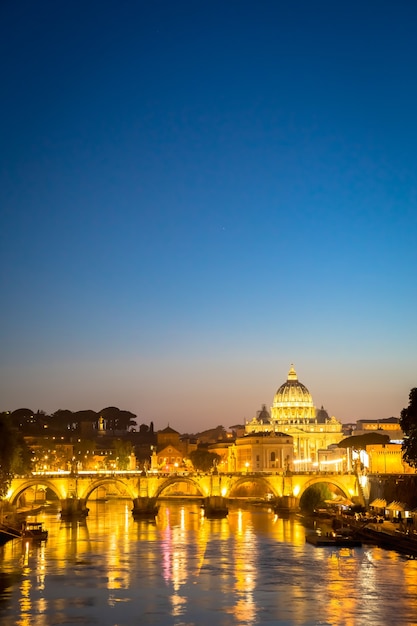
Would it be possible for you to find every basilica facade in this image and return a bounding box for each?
[245,365,343,466]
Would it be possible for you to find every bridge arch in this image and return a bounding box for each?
[297,476,353,501]
[9,478,65,505]
[79,477,138,502]
[154,476,205,499]
[228,475,278,498]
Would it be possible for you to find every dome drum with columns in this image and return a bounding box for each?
[245,365,343,462]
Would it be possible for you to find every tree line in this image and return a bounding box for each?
[400,387,417,469]
[1,406,138,434]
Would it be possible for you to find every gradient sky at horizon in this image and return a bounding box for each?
[1,0,416,432]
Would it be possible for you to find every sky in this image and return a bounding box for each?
[1,0,416,432]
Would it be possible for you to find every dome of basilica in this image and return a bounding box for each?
[271,365,316,423]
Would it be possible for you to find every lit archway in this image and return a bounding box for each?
[228,476,276,500]
[155,476,205,499]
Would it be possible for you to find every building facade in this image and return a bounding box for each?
[365,443,416,474]
[227,432,294,473]
[354,417,403,442]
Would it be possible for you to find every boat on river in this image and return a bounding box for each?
[306,530,362,548]
[21,522,48,541]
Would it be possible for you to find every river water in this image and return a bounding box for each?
[1,500,417,626]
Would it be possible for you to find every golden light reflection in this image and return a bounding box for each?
[106,523,130,591]
[37,540,46,570]
[19,577,31,620]
[403,556,417,594]
[171,529,188,590]
[34,597,48,621]
[324,550,358,625]
[237,509,243,534]
[231,510,256,623]
[271,513,305,546]
[170,592,187,617]
[3,501,417,626]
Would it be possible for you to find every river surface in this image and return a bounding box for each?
[1,500,417,626]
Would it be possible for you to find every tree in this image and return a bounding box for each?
[50,409,75,432]
[400,388,417,468]
[189,449,220,472]
[100,407,136,432]
[117,410,137,431]
[113,439,134,470]
[74,410,99,429]
[10,408,34,426]
[339,432,390,450]
[299,484,334,514]
[0,415,32,497]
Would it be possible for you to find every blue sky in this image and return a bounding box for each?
[1,0,416,431]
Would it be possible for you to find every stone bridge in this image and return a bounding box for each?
[6,470,362,517]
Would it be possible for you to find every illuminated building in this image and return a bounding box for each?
[156,426,197,471]
[245,365,343,464]
[354,417,403,442]
[227,432,294,473]
[365,443,416,474]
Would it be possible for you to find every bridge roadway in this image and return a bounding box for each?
[7,469,362,517]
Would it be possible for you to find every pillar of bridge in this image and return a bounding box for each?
[60,498,89,519]
[273,495,299,513]
[202,495,229,518]
[132,497,159,519]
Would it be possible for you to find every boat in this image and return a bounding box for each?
[21,522,48,541]
[306,530,362,548]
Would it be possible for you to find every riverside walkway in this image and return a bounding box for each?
[346,517,417,557]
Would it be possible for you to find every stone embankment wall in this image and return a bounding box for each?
[368,474,417,508]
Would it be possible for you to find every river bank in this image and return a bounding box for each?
[306,510,417,558]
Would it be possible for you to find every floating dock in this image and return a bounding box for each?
[306,532,362,548]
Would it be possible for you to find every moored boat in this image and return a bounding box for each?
[21,522,48,541]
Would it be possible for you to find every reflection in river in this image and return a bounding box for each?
[1,500,417,625]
